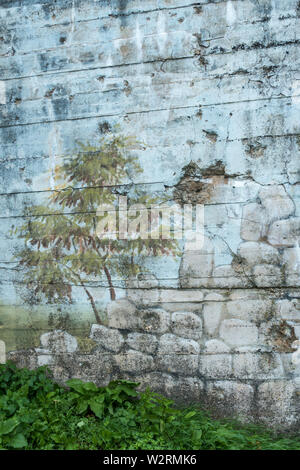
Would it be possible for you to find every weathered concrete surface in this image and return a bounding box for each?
[1,0,300,428]
[9,293,300,429]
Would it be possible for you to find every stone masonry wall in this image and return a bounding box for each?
[10,288,300,429]
[1,0,300,429]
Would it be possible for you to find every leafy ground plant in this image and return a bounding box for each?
[0,361,299,450]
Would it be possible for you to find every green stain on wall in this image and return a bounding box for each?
[0,304,103,352]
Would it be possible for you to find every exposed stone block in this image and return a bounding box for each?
[114,350,155,373]
[158,333,200,355]
[107,298,138,330]
[127,288,160,305]
[259,186,295,221]
[241,203,267,241]
[220,319,259,347]
[257,381,297,428]
[37,354,54,367]
[159,289,204,303]
[40,330,78,353]
[164,376,204,402]
[238,241,280,265]
[171,311,202,339]
[204,339,231,354]
[253,264,283,287]
[90,324,124,353]
[203,302,223,336]
[204,293,224,301]
[225,298,273,322]
[240,187,295,244]
[268,218,300,247]
[280,352,297,375]
[126,333,158,354]
[282,247,300,283]
[212,265,249,288]
[134,373,204,403]
[206,381,254,418]
[275,299,300,321]
[199,354,232,379]
[7,349,37,370]
[232,352,284,380]
[157,354,199,376]
[179,238,214,288]
[137,308,170,333]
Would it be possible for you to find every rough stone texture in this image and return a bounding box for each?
[171,311,202,339]
[203,302,223,336]
[259,186,295,222]
[204,339,231,354]
[126,332,158,354]
[257,381,298,428]
[238,242,280,266]
[206,381,254,420]
[40,330,78,353]
[1,0,300,430]
[268,218,300,247]
[199,353,232,379]
[275,299,300,321]
[253,264,283,287]
[107,298,138,330]
[133,373,204,403]
[225,299,273,323]
[90,324,124,353]
[137,308,170,334]
[158,333,200,355]
[157,354,199,376]
[179,238,214,288]
[8,292,300,429]
[232,352,284,380]
[241,203,268,242]
[219,319,259,348]
[114,350,155,374]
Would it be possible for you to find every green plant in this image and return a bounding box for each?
[66,378,139,418]
[0,362,299,450]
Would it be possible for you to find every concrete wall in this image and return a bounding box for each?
[0,0,300,428]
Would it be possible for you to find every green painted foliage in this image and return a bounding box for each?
[14,134,180,321]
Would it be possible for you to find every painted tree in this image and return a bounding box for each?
[14,135,180,323]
